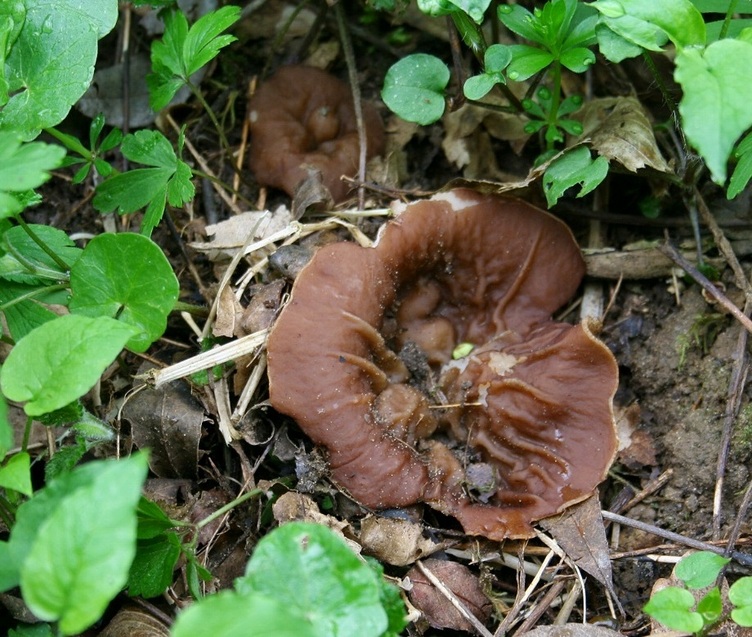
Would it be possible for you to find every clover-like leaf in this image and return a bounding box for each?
[68,233,179,353]
[675,551,730,589]
[644,586,705,633]
[382,54,450,125]
[675,39,752,184]
[730,577,752,627]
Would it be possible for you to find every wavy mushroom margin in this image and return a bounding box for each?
[266,188,619,540]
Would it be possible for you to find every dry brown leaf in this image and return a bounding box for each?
[406,558,492,633]
[579,96,671,173]
[358,514,443,566]
[123,370,203,478]
[99,606,170,637]
[520,623,623,637]
[539,493,619,603]
[615,403,658,468]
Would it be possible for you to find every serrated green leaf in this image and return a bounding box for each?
[172,590,318,637]
[21,454,148,635]
[543,146,609,206]
[0,314,136,416]
[0,451,31,495]
[592,0,705,50]
[0,0,118,139]
[183,6,240,75]
[238,522,390,637]
[136,497,179,540]
[121,129,177,167]
[68,233,178,352]
[382,54,449,125]
[644,586,705,633]
[675,39,752,184]
[0,135,66,217]
[128,532,181,598]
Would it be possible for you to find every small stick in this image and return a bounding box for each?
[659,240,752,335]
[601,511,752,566]
[334,3,367,210]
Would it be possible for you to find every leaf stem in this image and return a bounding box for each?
[14,215,72,273]
[719,0,739,40]
[0,284,68,312]
[188,81,231,152]
[195,487,265,530]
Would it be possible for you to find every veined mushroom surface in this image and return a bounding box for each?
[248,65,385,203]
[266,189,619,540]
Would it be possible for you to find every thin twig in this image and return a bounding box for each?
[659,240,752,335]
[601,511,752,566]
[724,477,752,558]
[334,3,367,210]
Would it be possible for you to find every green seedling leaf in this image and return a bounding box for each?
[128,532,181,598]
[675,551,730,588]
[0,393,11,461]
[463,45,512,100]
[136,496,180,540]
[92,130,195,235]
[382,54,450,125]
[0,135,66,218]
[68,233,179,352]
[560,46,596,72]
[507,45,554,81]
[675,39,752,185]
[644,586,705,633]
[697,587,723,623]
[44,437,87,481]
[0,451,32,495]
[591,0,705,51]
[172,590,318,637]
[238,522,394,637]
[147,6,240,111]
[730,577,752,626]
[594,22,644,62]
[21,454,148,635]
[0,314,136,416]
[0,0,118,139]
[543,146,609,206]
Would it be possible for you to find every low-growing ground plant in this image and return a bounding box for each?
[644,551,752,633]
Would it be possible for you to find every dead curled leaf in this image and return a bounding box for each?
[406,558,492,632]
[358,514,443,566]
[576,96,672,173]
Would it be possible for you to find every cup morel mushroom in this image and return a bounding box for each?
[248,65,385,203]
[266,189,619,540]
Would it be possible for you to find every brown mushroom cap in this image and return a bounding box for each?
[266,189,618,540]
[248,65,385,202]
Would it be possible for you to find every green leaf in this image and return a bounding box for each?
[0,393,11,461]
[697,587,723,623]
[591,0,705,50]
[44,437,87,481]
[644,586,705,633]
[0,135,66,218]
[92,130,194,235]
[507,45,554,81]
[237,522,390,637]
[68,233,179,353]
[2,224,81,278]
[464,73,500,100]
[136,497,179,540]
[172,590,318,637]
[0,451,32,495]
[675,39,752,184]
[0,314,136,416]
[542,146,609,206]
[128,532,181,598]
[10,625,55,637]
[21,454,148,635]
[675,551,730,589]
[498,3,542,43]
[446,0,492,22]
[382,54,450,125]
[729,577,752,626]
[0,0,118,139]
[560,46,596,73]
[147,6,240,111]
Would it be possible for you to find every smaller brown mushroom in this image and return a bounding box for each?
[248,65,385,203]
